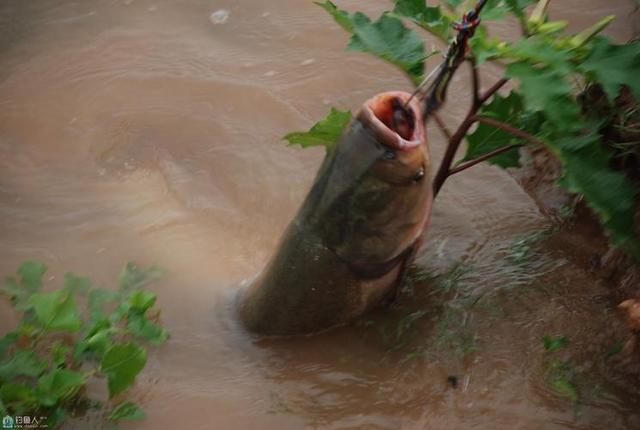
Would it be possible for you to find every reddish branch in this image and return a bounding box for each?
[448,144,522,176]
[432,76,509,196]
[473,116,544,146]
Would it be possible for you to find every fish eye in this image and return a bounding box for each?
[383,149,396,160]
[413,167,425,182]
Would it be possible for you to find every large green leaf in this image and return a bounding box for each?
[100,343,147,398]
[550,134,640,255]
[317,3,429,84]
[462,92,524,168]
[29,290,82,333]
[506,62,582,131]
[284,108,351,151]
[579,37,640,102]
[348,13,426,84]
[392,0,454,41]
[36,369,85,407]
[314,1,353,31]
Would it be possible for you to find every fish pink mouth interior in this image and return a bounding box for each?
[369,95,417,141]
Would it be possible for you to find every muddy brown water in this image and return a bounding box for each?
[1,0,639,429]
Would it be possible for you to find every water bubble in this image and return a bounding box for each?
[210,9,230,25]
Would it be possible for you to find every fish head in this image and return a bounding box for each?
[317,91,433,272]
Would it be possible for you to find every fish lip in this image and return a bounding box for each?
[357,91,425,151]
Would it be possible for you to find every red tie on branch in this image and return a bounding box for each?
[406,0,488,119]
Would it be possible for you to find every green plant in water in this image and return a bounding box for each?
[541,335,578,403]
[0,261,168,428]
[287,0,640,259]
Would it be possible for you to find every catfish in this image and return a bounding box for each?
[238,91,433,336]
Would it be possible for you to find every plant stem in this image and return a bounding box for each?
[448,144,523,176]
[432,77,510,196]
[473,115,544,145]
[469,58,480,106]
[478,78,508,105]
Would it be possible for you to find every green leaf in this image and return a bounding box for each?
[314,1,353,32]
[483,0,536,20]
[0,332,17,361]
[100,343,147,398]
[0,351,47,380]
[348,13,426,85]
[568,16,615,49]
[36,369,85,407]
[0,382,37,414]
[542,335,569,352]
[552,135,640,255]
[579,37,640,102]
[63,273,92,295]
[551,377,578,402]
[119,263,165,292]
[74,321,115,360]
[469,26,506,65]
[2,262,47,311]
[88,288,119,323]
[462,92,524,168]
[51,342,71,368]
[17,261,47,293]
[29,290,82,333]
[506,36,573,72]
[506,62,581,131]
[127,314,169,346]
[284,108,352,150]
[392,0,454,41]
[127,291,157,312]
[108,401,146,421]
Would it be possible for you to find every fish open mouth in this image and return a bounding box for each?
[360,92,424,150]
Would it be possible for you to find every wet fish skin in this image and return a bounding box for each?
[238,92,433,336]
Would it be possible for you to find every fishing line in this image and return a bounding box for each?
[404,0,489,119]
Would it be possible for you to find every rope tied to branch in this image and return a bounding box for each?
[405,0,488,119]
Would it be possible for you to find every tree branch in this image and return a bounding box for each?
[447,144,523,176]
[469,58,480,107]
[473,115,544,146]
[432,113,477,197]
[432,77,511,197]
[478,78,508,105]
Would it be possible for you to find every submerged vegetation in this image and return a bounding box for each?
[286,0,640,258]
[0,262,168,428]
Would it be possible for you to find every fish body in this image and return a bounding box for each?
[239,92,433,335]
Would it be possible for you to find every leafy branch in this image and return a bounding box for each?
[286,0,640,257]
[0,261,168,428]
